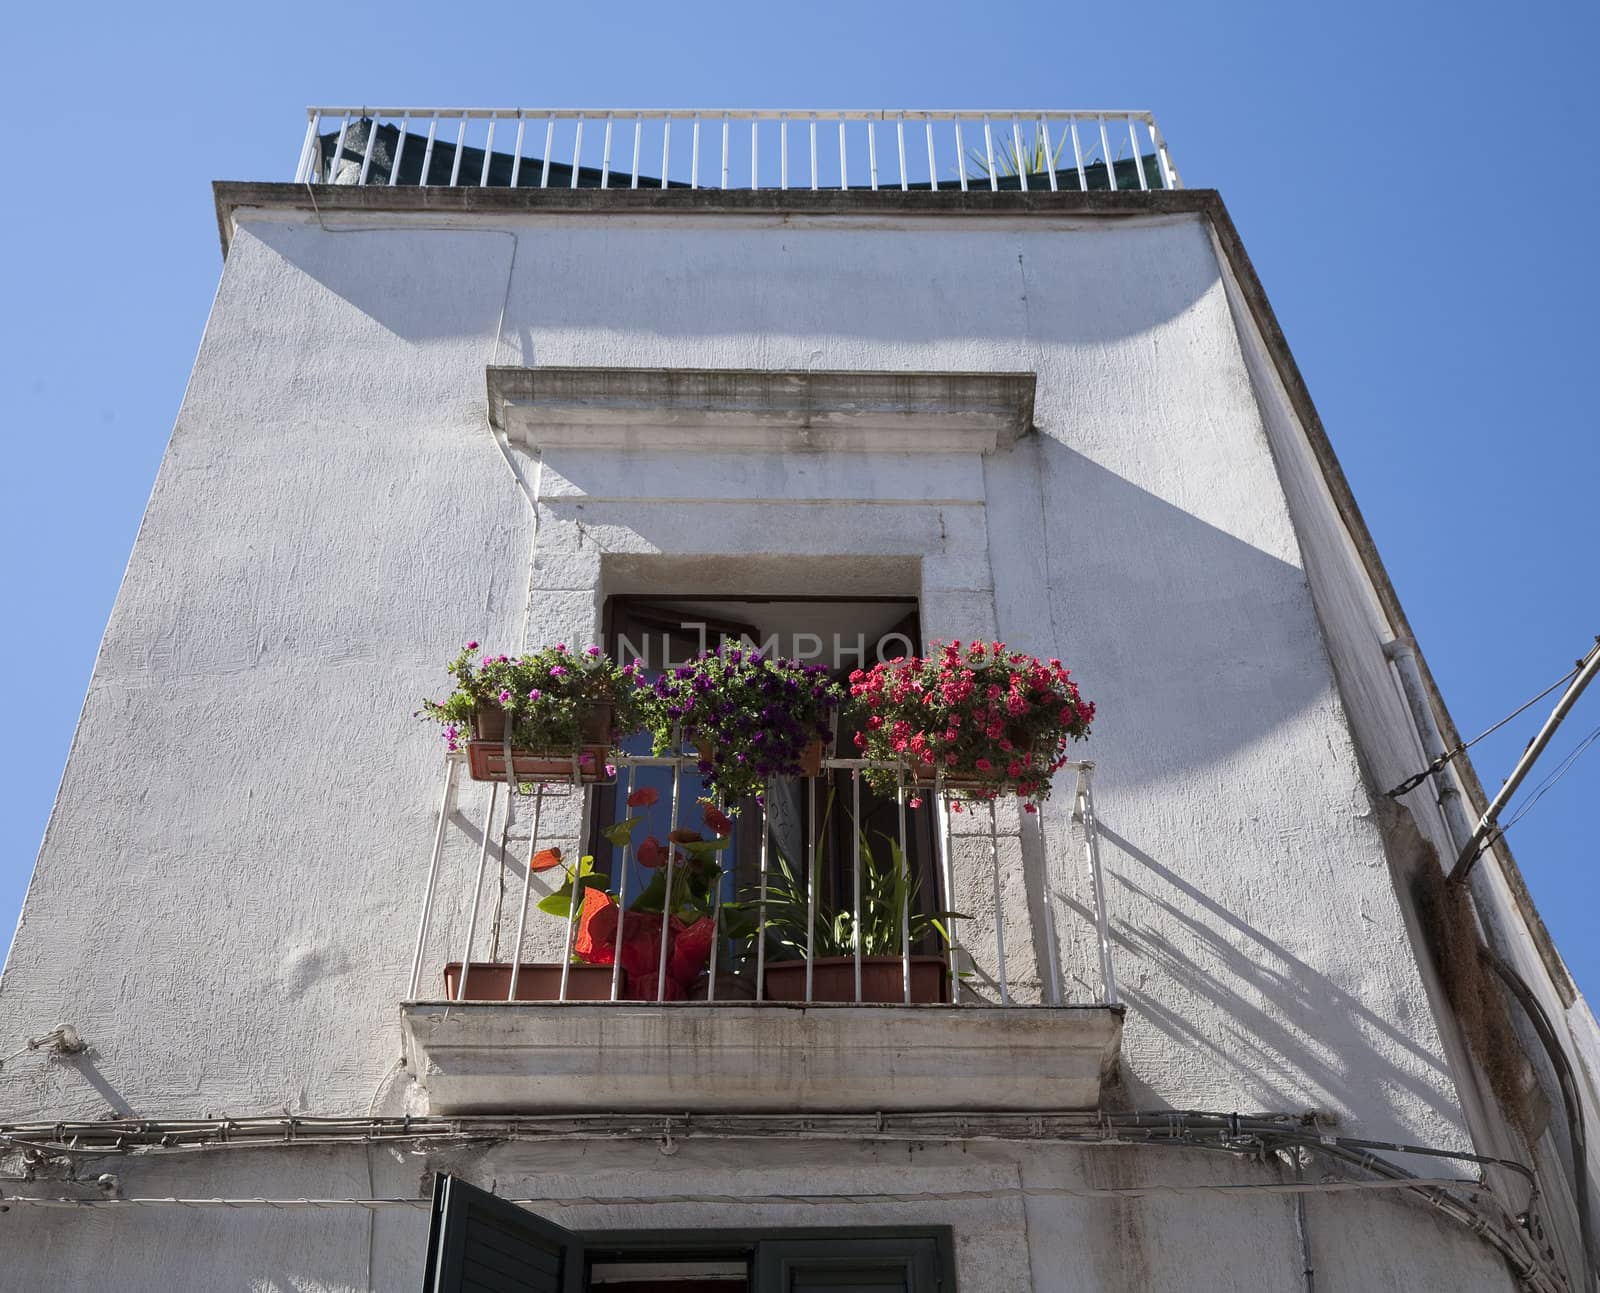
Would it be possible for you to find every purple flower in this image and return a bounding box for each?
[466,641,479,651]
[555,644,568,653]
[550,665,567,677]
[498,689,512,704]
[585,645,602,657]
[528,688,542,701]
[481,656,493,668]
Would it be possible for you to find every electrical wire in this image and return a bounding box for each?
[1494,724,1600,837]
[1386,662,1583,799]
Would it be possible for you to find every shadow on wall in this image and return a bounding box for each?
[1096,824,1460,1132]
[1037,444,1330,778]
[247,212,1223,349]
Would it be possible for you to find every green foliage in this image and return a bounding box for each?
[965,125,1069,181]
[418,642,648,754]
[642,645,844,808]
[739,799,964,962]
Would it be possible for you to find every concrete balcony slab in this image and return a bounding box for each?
[400,1001,1122,1115]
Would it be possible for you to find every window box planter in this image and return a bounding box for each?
[763,955,949,1004]
[466,704,613,784]
[441,960,621,1001]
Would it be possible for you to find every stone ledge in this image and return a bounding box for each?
[400,1001,1121,1115]
[487,367,1036,455]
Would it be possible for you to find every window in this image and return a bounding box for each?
[423,1176,955,1292]
[590,596,947,997]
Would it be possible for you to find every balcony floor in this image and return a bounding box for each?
[400,1001,1123,1115]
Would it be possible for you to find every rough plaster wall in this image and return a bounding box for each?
[0,1140,1518,1292]
[1211,231,1600,1288]
[0,207,1502,1281]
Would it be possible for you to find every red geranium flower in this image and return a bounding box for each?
[669,916,716,984]
[574,887,619,965]
[627,786,660,808]
[702,804,733,836]
[637,836,666,868]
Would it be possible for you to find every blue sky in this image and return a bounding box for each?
[2,0,1596,992]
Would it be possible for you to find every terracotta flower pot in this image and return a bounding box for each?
[441,961,622,1001]
[465,704,613,784]
[762,955,949,1004]
[687,970,758,1001]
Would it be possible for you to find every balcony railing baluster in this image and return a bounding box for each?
[409,751,1111,1010]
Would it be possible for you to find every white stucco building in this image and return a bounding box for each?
[2,107,1596,1291]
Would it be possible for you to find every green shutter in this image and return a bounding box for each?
[423,1174,583,1293]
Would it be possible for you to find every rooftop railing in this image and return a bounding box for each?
[406,748,1118,1010]
[296,107,1180,194]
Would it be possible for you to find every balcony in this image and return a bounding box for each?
[293,106,1180,194]
[400,751,1122,1115]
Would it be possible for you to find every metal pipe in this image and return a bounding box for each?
[1451,637,1600,882]
[852,769,863,1003]
[389,112,409,186]
[1036,798,1065,1005]
[453,780,498,1002]
[407,758,460,999]
[897,770,911,1004]
[655,739,683,1001]
[1078,766,1119,1005]
[1383,639,1479,854]
[805,774,818,1002]
[478,119,495,187]
[448,118,466,186]
[989,800,1010,1004]
[755,800,770,1002]
[937,773,962,1002]
[507,786,544,1000]
[609,766,635,1002]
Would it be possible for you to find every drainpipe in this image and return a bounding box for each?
[1383,638,1478,852]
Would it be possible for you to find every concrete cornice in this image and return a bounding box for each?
[211,180,1218,256]
[487,366,1036,455]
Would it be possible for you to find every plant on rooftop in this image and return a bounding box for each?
[418,641,647,782]
[644,646,845,808]
[849,640,1094,806]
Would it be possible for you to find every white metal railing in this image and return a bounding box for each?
[406,750,1117,1009]
[296,107,1180,194]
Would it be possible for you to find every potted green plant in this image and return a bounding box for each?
[418,641,647,783]
[848,640,1094,807]
[644,646,844,807]
[754,831,962,1004]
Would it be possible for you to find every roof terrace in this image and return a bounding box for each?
[296,107,1180,193]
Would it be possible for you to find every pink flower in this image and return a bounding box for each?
[974,758,993,772]
[497,689,512,704]
[528,688,542,700]
[466,641,479,650]
[585,645,602,657]
[907,796,923,809]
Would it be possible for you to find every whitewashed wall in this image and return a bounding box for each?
[0,206,1524,1289]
